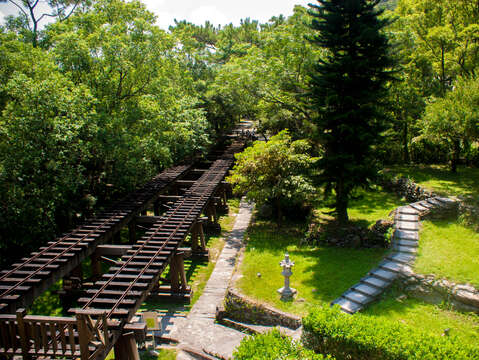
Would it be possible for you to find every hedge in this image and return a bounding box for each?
[302,306,479,360]
[233,329,332,360]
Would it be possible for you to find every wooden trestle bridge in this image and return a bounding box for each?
[0,132,247,360]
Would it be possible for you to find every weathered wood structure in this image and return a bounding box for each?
[0,137,245,360]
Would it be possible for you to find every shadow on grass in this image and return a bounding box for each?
[348,188,403,217]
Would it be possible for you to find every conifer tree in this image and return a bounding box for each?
[309,0,394,224]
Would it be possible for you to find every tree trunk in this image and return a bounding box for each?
[275,198,282,227]
[402,115,410,164]
[335,180,349,225]
[450,139,460,173]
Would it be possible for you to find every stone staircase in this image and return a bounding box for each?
[331,196,456,314]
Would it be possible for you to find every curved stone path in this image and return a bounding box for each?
[332,196,457,314]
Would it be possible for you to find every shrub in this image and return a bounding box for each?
[234,329,331,360]
[302,306,479,360]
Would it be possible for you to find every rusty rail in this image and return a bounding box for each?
[0,165,192,313]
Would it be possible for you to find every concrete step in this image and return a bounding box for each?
[331,297,362,314]
[417,200,435,209]
[409,203,429,212]
[435,197,456,206]
[362,275,391,289]
[380,260,404,273]
[395,239,418,248]
[343,289,375,305]
[392,245,417,255]
[388,252,415,264]
[369,268,397,282]
[397,206,419,215]
[396,221,419,231]
[394,229,419,241]
[394,213,419,222]
[425,198,444,207]
[352,283,382,297]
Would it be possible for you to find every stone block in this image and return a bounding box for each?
[343,290,374,305]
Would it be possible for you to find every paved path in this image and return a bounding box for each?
[332,196,457,314]
[172,197,255,359]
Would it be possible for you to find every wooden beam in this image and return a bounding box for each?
[96,245,132,257]
[135,216,163,225]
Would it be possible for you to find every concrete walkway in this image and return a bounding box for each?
[171,197,255,359]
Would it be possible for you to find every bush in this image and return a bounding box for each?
[234,329,331,360]
[302,306,479,360]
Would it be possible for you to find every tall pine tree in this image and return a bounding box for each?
[309,0,394,224]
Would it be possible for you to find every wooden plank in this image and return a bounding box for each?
[68,323,76,355]
[50,322,57,354]
[60,324,67,354]
[40,322,48,352]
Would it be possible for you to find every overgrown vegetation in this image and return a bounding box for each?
[227,130,317,225]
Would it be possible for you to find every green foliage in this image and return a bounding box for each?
[420,76,479,172]
[302,306,479,359]
[227,130,317,223]
[308,0,395,224]
[234,329,331,360]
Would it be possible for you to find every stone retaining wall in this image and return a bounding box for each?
[217,287,302,330]
[399,266,479,313]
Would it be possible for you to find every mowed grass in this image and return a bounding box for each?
[363,286,479,345]
[237,188,404,317]
[388,164,479,197]
[238,222,387,317]
[415,219,479,287]
[316,186,406,227]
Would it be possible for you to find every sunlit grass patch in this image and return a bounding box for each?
[415,219,479,287]
[388,164,479,197]
[363,286,479,346]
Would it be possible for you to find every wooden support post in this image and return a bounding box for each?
[71,264,83,282]
[91,253,102,281]
[177,253,187,292]
[113,231,122,243]
[190,224,199,252]
[222,187,228,206]
[169,255,180,294]
[114,332,140,360]
[198,222,206,250]
[128,221,136,245]
[153,200,160,216]
[16,309,31,360]
[76,314,89,360]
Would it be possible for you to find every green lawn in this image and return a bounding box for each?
[415,219,479,287]
[316,186,406,226]
[238,222,387,317]
[363,286,479,346]
[388,164,479,197]
[237,188,404,316]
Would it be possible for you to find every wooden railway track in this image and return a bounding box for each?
[0,165,192,313]
[0,138,246,360]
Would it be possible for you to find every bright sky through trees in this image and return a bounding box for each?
[0,0,312,29]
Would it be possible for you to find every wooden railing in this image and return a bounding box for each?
[0,309,113,360]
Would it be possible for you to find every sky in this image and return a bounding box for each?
[0,0,313,30]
